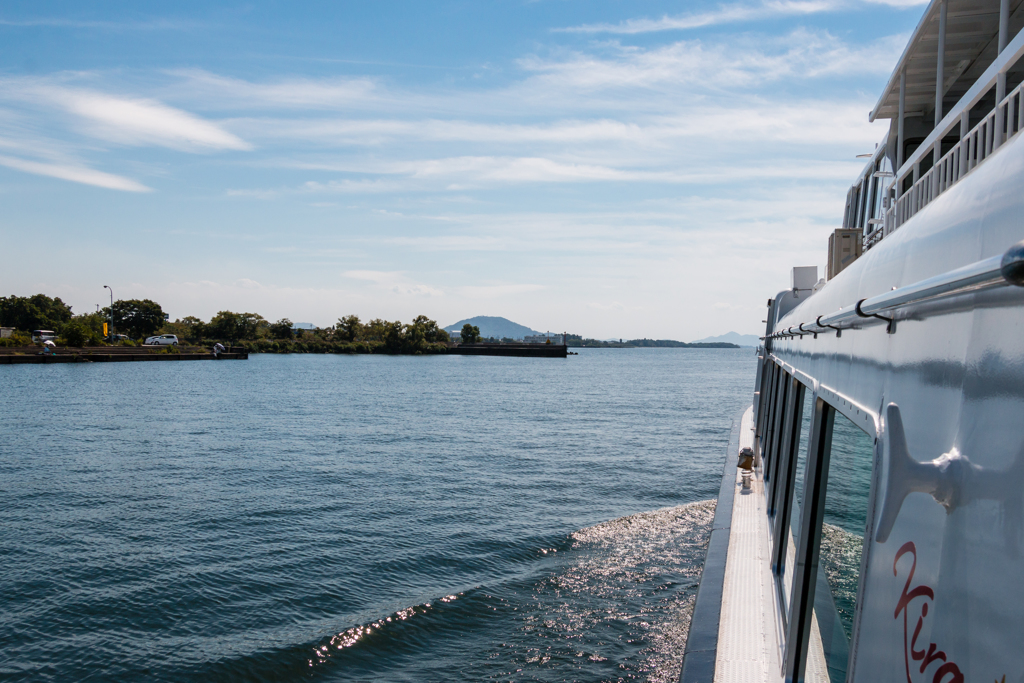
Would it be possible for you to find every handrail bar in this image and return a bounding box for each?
[858,255,1003,314]
[894,26,1024,187]
[765,241,1024,340]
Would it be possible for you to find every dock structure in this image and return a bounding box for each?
[0,346,248,364]
[448,342,567,358]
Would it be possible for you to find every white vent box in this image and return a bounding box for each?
[792,266,818,291]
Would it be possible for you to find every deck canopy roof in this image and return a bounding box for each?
[870,0,1024,121]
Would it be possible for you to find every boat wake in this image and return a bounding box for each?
[295,500,717,682]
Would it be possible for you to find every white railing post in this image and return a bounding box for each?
[1019,86,1024,134]
[996,74,1007,147]
[936,0,948,129]
[960,110,970,176]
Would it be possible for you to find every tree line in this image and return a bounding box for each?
[0,294,452,353]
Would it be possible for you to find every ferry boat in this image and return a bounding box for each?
[681,0,1024,681]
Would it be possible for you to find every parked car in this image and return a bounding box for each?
[144,334,179,346]
[32,330,56,342]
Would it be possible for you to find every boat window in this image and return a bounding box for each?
[769,374,803,515]
[780,387,814,617]
[858,173,870,228]
[756,361,776,459]
[765,368,791,493]
[807,410,874,682]
[761,363,781,478]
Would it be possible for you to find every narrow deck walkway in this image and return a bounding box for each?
[715,406,784,683]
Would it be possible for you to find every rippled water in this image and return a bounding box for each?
[0,348,754,681]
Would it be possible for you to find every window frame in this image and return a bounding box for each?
[755,355,881,682]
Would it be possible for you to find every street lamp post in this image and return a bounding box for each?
[103,285,114,341]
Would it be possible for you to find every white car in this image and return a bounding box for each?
[144,334,179,346]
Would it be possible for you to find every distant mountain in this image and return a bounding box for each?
[292,322,317,330]
[691,331,761,347]
[627,338,738,348]
[443,316,540,339]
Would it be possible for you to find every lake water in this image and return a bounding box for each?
[0,348,755,681]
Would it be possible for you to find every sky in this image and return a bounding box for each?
[0,0,927,339]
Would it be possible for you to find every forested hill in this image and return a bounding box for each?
[628,339,738,348]
[443,316,540,339]
[566,337,739,348]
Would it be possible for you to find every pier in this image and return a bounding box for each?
[0,346,248,364]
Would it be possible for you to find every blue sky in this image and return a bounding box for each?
[0,0,926,338]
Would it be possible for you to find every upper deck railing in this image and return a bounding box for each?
[886,27,1024,235]
[848,6,1024,253]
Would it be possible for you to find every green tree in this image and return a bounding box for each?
[337,315,363,342]
[172,316,207,342]
[362,318,387,342]
[0,294,73,332]
[103,299,165,340]
[240,313,268,340]
[380,321,405,351]
[75,312,108,338]
[207,311,241,340]
[409,315,449,344]
[269,318,294,339]
[60,320,92,347]
[460,323,481,343]
[207,311,266,341]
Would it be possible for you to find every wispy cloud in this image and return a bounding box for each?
[51,89,251,151]
[556,0,924,34]
[458,284,546,298]
[557,0,842,34]
[863,0,929,6]
[3,81,251,151]
[343,270,443,297]
[0,17,201,30]
[166,69,381,111]
[520,29,904,92]
[0,154,151,191]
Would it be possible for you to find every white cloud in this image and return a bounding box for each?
[862,0,928,5]
[166,69,381,110]
[458,284,546,298]
[5,83,252,151]
[0,154,151,191]
[241,98,879,155]
[558,0,842,34]
[0,18,200,29]
[59,90,251,151]
[557,0,924,34]
[519,29,904,92]
[343,270,443,297]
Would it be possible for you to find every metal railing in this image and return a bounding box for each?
[894,80,1024,229]
[764,240,1024,341]
[854,26,1024,252]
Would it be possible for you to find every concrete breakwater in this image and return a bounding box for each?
[0,343,568,362]
[449,343,567,358]
[0,346,248,364]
